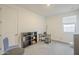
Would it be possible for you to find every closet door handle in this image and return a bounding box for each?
[0,21,2,24]
[0,34,2,37]
[15,34,18,36]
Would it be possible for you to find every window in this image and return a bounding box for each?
[63,15,76,32]
[64,24,75,32]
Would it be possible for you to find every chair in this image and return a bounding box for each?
[3,37,24,55]
[39,34,46,41]
[3,37,9,51]
[44,34,51,43]
[3,37,18,51]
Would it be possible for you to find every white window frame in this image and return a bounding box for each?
[63,23,76,33]
[63,15,76,33]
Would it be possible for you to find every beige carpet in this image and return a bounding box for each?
[24,41,74,55]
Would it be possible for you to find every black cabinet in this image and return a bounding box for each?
[21,32,37,48]
[74,34,79,55]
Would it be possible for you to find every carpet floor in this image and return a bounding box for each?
[24,41,74,55]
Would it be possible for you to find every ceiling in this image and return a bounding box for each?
[16,4,79,16]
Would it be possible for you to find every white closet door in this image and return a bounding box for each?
[0,22,1,49]
[1,6,18,46]
[0,9,2,49]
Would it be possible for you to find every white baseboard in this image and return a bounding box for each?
[52,39,74,48]
[52,39,70,45]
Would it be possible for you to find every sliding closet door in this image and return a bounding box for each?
[0,9,2,49]
[0,20,1,49]
[1,6,18,47]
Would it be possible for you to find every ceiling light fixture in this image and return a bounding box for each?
[47,4,50,6]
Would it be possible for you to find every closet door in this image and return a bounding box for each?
[1,6,18,47]
[0,21,1,49]
[0,9,2,49]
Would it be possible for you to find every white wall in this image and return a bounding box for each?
[76,11,79,34]
[46,10,79,43]
[0,5,46,49]
[18,7,46,34]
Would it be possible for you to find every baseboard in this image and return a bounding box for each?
[52,40,70,45]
